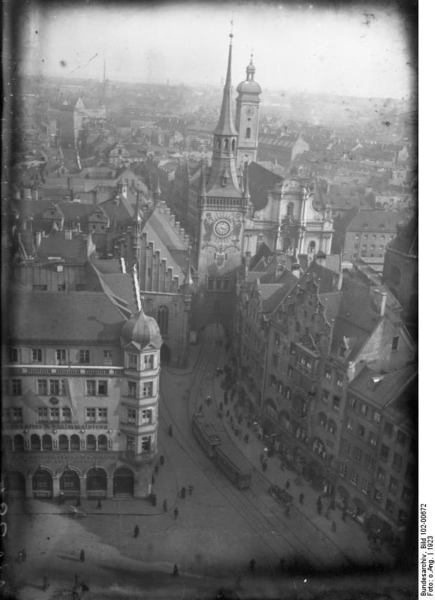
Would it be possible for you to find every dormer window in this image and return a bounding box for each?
[224,138,229,151]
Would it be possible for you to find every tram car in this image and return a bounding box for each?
[215,433,252,490]
[192,413,222,458]
[192,414,252,490]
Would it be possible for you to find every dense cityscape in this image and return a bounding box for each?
[1,3,418,599]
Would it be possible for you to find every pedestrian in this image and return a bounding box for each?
[172,563,179,576]
[285,479,290,490]
[188,483,193,496]
[206,395,211,406]
[160,455,165,466]
[97,498,102,509]
[81,582,90,596]
[331,521,336,533]
[163,499,168,512]
[21,548,26,562]
[59,492,64,505]
[299,493,305,506]
[76,496,81,507]
[249,557,256,572]
[174,506,179,519]
[154,464,159,475]
[80,549,85,562]
[43,576,49,591]
[18,550,22,563]
[181,486,186,499]
[134,525,139,538]
[244,433,249,443]
[168,424,173,436]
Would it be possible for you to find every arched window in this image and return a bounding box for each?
[2,436,13,452]
[224,138,229,150]
[98,434,108,451]
[86,435,96,451]
[70,434,80,451]
[216,139,221,150]
[157,305,169,335]
[318,412,327,428]
[327,419,337,436]
[14,434,25,452]
[231,139,236,151]
[31,434,41,451]
[313,438,326,456]
[269,375,276,389]
[308,241,316,253]
[277,381,284,394]
[42,434,53,451]
[59,434,69,451]
[246,127,251,139]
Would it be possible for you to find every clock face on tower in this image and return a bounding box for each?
[245,106,255,117]
[214,219,231,237]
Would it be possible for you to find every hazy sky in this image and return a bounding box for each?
[18,1,415,99]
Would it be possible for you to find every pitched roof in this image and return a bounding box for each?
[348,364,417,410]
[248,162,284,211]
[8,289,127,343]
[346,209,406,233]
[387,215,417,256]
[35,229,93,262]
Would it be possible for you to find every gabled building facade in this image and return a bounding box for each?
[2,266,162,500]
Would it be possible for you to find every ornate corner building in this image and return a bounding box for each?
[2,264,162,500]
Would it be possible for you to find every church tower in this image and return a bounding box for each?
[197,31,248,286]
[235,55,262,167]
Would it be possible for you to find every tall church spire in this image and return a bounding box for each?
[214,28,238,137]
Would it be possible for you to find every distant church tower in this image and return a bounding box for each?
[235,55,262,167]
[196,31,249,286]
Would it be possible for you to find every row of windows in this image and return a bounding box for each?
[354,233,394,240]
[321,390,342,411]
[348,396,381,423]
[3,379,156,399]
[323,367,343,388]
[340,462,412,506]
[207,278,231,292]
[3,407,108,423]
[125,408,153,425]
[3,433,109,452]
[126,353,156,371]
[126,381,154,398]
[9,348,114,365]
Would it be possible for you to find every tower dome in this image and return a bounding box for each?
[121,309,162,349]
[236,56,262,95]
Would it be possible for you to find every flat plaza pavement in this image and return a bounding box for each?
[3,338,416,599]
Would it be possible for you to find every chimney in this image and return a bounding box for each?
[373,288,387,316]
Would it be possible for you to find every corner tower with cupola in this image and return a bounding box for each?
[197,30,250,288]
[235,55,262,167]
[119,308,162,497]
